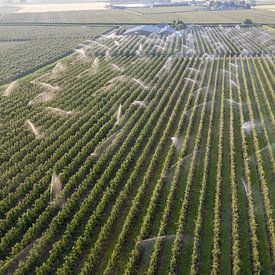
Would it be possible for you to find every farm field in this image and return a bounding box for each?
[14,3,107,13]
[0,25,274,274]
[95,26,275,56]
[256,5,275,12]
[127,8,275,24]
[0,7,274,24]
[0,25,107,84]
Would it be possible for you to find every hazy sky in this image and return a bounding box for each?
[1,0,272,5]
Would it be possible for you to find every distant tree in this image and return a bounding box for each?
[177,19,186,30]
[213,1,222,9]
[172,20,176,28]
[244,19,253,25]
[172,18,186,31]
[250,0,256,7]
[209,0,214,9]
[228,1,236,8]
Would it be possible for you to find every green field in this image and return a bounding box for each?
[0,25,274,274]
[0,25,107,84]
[0,7,274,24]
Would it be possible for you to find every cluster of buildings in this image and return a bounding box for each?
[110,0,191,9]
[110,0,253,10]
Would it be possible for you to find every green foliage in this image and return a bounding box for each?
[172,18,186,30]
[0,26,107,84]
[0,25,274,275]
[243,18,253,25]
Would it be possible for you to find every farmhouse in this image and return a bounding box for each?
[124,24,175,36]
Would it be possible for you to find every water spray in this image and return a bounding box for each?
[116,104,122,125]
[26,119,43,139]
[47,107,73,117]
[132,101,147,108]
[2,81,17,97]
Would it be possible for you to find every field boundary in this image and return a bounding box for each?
[0,22,272,27]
